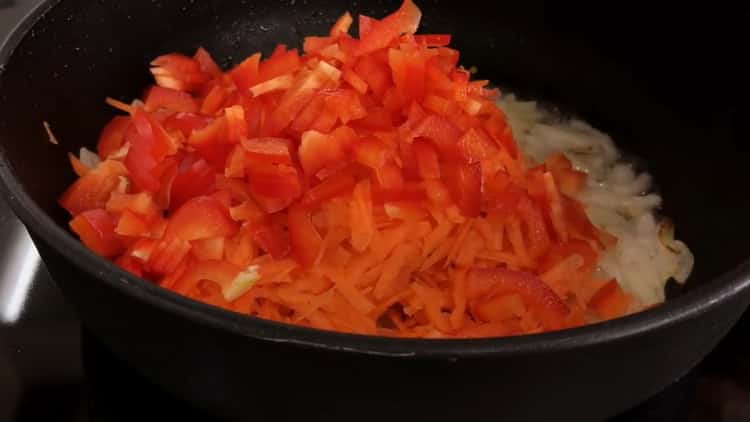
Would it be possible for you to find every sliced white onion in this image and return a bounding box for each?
[43,121,59,145]
[498,94,695,308]
[78,147,101,169]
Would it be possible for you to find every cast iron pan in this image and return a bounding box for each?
[0,1,749,421]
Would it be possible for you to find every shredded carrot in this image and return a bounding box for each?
[349,180,375,252]
[420,239,454,271]
[450,268,468,330]
[43,121,59,145]
[505,215,529,266]
[447,219,474,266]
[544,172,568,242]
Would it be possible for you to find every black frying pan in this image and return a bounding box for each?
[1,1,749,421]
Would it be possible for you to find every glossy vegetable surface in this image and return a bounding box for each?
[60,0,632,338]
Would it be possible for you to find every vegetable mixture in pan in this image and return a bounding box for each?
[59,0,693,338]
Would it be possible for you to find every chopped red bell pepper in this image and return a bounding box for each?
[69,209,123,257]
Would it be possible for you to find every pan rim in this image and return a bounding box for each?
[1,0,749,359]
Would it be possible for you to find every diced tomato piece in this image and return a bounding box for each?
[69,209,123,257]
[467,267,570,330]
[242,137,293,165]
[588,280,632,320]
[443,161,482,218]
[356,0,422,55]
[170,156,216,212]
[413,139,441,180]
[252,222,291,259]
[229,53,261,92]
[144,86,199,113]
[97,116,131,160]
[60,160,128,215]
[163,196,238,241]
[287,203,323,268]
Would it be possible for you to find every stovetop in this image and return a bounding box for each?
[1,1,750,421]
